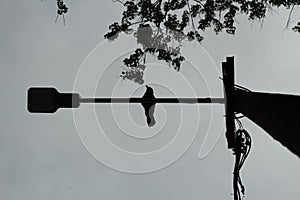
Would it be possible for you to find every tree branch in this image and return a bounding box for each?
[284,5,295,31]
[112,0,124,6]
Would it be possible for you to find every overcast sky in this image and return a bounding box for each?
[0,1,300,200]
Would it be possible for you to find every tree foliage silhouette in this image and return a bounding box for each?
[104,0,300,83]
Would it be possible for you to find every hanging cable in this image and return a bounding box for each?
[232,117,252,200]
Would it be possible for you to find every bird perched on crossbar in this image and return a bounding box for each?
[141,85,156,127]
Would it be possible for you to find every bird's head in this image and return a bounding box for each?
[145,85,154,93]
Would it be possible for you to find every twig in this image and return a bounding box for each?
[283,5,295,32]
[112,0,125,5]
[187,0,197,33]
[190,0,204,7]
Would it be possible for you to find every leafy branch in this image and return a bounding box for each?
[104,0,300,84]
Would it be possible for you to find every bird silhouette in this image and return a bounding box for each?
[141,85,156,127]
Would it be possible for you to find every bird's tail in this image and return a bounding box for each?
[145,105,156,127]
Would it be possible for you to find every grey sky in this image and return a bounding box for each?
[0,1,300,200]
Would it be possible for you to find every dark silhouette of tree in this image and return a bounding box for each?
[42,0,69,25]
[55,0,68,25]
[104,0,300,83]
